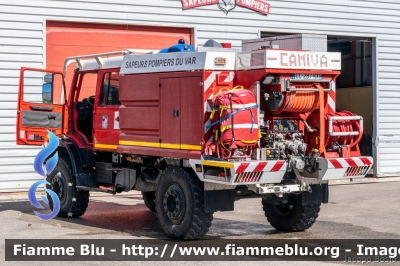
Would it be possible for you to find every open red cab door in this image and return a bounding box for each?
[16,68,67,145]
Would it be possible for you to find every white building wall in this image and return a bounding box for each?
[0,0,399,191]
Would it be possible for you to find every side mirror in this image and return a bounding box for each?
[42,74,53,104]
[43,74,53,83]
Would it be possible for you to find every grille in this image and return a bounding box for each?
[343,166,371,177]
[234,172,263,183]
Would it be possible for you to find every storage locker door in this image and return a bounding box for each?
[180,77,203,151]
[160,78,181,149]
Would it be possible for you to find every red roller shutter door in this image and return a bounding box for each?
[46,21,192,96]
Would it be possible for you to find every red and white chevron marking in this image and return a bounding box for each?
[327,157,373,169]
[234,160,286,173]
[327,82,336,114]
[203,71,235,143]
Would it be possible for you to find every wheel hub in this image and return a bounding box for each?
[163,184,185,224]
[273,204,293,216]
[51,172,67,203]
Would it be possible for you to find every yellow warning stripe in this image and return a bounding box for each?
[202,161,234,168]
[119,140,160,147]
[181,144,202,151]
[120,141,202,151]
[94,143,118,150]
[161,143,180,149]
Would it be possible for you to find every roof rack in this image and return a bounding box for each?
[63,49,156,75]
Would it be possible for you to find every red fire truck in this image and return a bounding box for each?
[16,38,372,239]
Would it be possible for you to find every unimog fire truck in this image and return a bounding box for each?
[16,36,373,239]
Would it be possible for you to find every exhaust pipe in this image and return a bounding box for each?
[115,184,123,193]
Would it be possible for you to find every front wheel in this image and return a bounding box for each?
[155,167,213,240]
[46,157,89,218]
[262,193,320,231]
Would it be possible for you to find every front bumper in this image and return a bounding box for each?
[189,159,287,185]
[190,156,373,187]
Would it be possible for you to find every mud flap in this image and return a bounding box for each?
[204,190,234,213]
[302,184,329,206]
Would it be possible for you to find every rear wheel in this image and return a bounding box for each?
[141,191,156,212]
[46,157,89,218]
[262,193,320,231]
[155,167,213,240]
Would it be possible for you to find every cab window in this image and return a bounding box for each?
[100,72,120,106]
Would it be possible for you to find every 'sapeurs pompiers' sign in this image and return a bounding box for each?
[181,0,270,15]
[120,53,207,74]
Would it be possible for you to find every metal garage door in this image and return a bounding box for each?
[46,21,193,86]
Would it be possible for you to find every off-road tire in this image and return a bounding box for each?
[141,191,156,212]
[155,167,213,240]
[262,193,320,231]
[46,156,89,218]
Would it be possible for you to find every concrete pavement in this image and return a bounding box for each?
[1,177,400,265]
